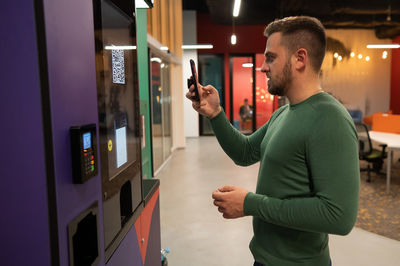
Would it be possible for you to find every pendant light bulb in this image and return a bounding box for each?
[231,34,237,45]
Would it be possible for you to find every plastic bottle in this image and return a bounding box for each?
[161,248,170,266]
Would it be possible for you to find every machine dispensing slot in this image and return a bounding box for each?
[120,180,133,226]
[68,203,100,266]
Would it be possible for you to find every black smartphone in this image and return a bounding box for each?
[189,59,200,101]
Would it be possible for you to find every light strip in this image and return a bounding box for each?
[150,57,162,63]
[367,44,400,49]
[233,0,241,17]
[182,44,213,49]
[105,45,136,50]
[242,63,253,68]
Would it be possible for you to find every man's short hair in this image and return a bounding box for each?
[264,16,326,73]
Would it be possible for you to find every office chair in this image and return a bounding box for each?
[355,123,387,182]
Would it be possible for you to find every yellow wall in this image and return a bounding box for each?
[147,0,182,58]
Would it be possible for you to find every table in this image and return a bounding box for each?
[369,131,400,193]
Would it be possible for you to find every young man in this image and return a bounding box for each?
[186,16,359,266]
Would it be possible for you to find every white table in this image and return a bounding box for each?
[369,131,400,193]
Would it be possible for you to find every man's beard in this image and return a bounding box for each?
[267,60,292,96]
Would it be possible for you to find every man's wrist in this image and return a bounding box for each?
[208,106,222,119]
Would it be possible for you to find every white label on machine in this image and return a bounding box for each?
[115,126,127,168]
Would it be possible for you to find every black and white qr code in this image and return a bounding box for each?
[112,49,125,84]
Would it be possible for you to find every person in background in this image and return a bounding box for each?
[186,16,359,266]
[239,98,253,131]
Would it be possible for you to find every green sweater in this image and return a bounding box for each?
[209,92,359,266]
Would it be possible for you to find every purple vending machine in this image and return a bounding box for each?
[1,0,160,265]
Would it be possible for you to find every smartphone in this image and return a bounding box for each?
[189,59,200,101]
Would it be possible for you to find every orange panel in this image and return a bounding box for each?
[372,114,400,134]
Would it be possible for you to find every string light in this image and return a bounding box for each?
[358,54,363,59]
[334,52,339,58]
[350,52,355,57]
[365,56,370,62]
[338,56,343,61]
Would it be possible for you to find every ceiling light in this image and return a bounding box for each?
[350,52,355,57]
[242,63,253,68]
[338,56,343,61]
[231,34,237,45]
[182,44,213,49]
[233,0,241,17]
[367,44,400,49]
[365,56,370,61]
[150,57,162,63]
[358,54,363,59]
[105,45,136,50]
[334,52,339,58]
[382,53,388,59]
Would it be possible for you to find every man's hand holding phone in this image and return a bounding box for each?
[186,59,221,119]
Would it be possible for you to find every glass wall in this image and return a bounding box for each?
[149,52,172,173]
[198,54,224,135]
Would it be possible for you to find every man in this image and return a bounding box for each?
[186,16,359,266]
[239,98,253,131]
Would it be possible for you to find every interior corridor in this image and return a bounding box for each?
[157,137,400,266]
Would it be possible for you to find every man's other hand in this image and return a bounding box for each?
[212,185,249,219]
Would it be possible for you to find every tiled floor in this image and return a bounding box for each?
[157,137,400,266]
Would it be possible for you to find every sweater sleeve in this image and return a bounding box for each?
[209,109,269,166]
[243,112,360,235]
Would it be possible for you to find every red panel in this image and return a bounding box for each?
[255,54,274,128]
[390,36,400,114]
[134,188,160,264]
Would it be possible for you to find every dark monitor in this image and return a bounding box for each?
[93,0,142,260]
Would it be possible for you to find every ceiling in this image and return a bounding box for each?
[183,0,400,39]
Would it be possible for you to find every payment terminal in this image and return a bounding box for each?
[70,124,98,183]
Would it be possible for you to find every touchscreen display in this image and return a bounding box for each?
[95,0,140,181]
[83,132,92,149]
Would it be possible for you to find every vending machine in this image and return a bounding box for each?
[2,0,160,265]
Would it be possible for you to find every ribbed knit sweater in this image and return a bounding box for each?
[209,92,360,266]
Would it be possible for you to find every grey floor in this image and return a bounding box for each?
[157,137,400,266]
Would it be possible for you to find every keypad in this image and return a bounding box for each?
[83,148,95,176]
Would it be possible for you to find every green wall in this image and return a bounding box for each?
[136,8,153,179]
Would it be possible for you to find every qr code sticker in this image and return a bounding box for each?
[112,49,125,84]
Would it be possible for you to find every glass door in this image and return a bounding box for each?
[198,54,225,135]
[161,62,172,161]
[149,52,172,173]
[230,55,255,134]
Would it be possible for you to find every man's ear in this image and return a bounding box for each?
[293,48,307,71]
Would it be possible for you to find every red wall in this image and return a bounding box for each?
[390,36,400,114]
[196,13,268,119]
